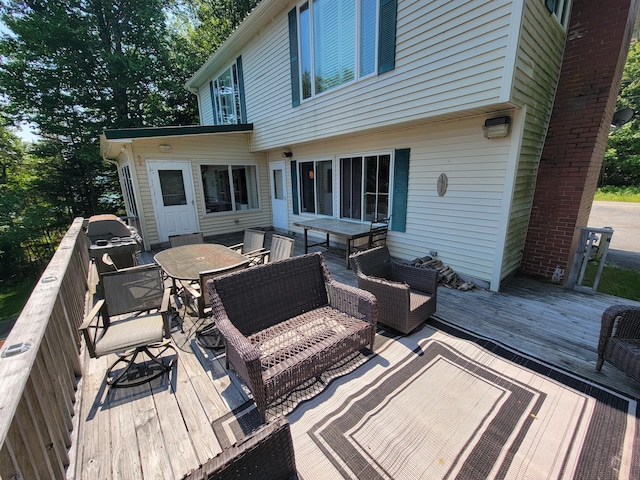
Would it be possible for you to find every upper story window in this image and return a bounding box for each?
[298,0,377,99]
[545,0,571,29]
[288,0,397,106]
[209,57,247,125]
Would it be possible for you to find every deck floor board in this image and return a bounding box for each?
[73,230,640,479]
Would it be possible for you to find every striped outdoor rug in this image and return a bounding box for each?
[282,318,639,479]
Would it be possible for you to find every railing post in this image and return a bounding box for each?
[566,226,614,293]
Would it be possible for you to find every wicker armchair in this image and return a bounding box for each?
[596,305,640,382]
[349,246,437,335]
[208,252,377,422]
[181,416,296,480]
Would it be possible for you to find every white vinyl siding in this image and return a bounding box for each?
[285,117,509,288]
[210,0,514,151]
[500,0,568,282]
[242,0,512,149]
[126,135,269,247]
[198,83,215,125]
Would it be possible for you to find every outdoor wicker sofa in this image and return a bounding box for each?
[208,252,377,422]
[349,246,437,335]
[181,416,296,480]
[596,305,640,382]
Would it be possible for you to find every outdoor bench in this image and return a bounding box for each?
[208,252,377,422]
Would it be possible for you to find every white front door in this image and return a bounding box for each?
[269,161,288,231]
[148,161,199,243]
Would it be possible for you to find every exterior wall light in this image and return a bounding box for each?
[158,144,172,153]
[483,116,511,139]
[282,151,293,158]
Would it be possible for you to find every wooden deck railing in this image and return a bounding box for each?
[0,218,89,480]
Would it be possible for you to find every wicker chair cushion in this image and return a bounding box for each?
[409,290,433,311]
[95,314,165,356]
[249,306,372,399]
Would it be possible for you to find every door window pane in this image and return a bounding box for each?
[273,169,284,200]
[159,170,187,206]
[340,153,390,221]
[340,156,362,219]
[315,160,333,215]
[299,162,316,213]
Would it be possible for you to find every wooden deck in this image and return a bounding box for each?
[71,231,640,479]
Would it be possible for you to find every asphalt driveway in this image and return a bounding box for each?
[588,201,640,271]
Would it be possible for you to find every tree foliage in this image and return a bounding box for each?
[603,41,640,187]
[0,0,261,282]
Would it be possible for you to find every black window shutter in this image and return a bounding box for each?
[545,0,556,14]
[236,56,247,123]
[378,0,397,74]
[288,8,301,107]
[391,148,409,232]
[291,161,299,214]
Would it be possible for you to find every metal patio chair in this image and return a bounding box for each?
[230,228,267,265]
[169,232,205,248]
[263,234,296,263]
[353,216,391,253]
[79,264,177,387]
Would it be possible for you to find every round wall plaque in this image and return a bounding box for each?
[437,173,448,197]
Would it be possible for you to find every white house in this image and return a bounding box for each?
[100,0,635,291]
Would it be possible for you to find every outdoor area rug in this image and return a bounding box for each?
[283,317,640,479]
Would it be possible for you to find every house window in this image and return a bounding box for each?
[545,0,571,28]
[210,58,246,125]
[120,163,138,218]
[200,164,259,213]
[298,159,333,215]
[297,0,378,100]
[340,153,390,221]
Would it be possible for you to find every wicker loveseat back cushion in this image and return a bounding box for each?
[209,252,329,336]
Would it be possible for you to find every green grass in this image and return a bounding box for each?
[594,186,640,202]
[582,261,640,301]
[0,279,37,323]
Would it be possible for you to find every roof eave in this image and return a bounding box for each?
[102,124,253,141]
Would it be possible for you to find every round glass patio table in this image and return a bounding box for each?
[154,243,250,282]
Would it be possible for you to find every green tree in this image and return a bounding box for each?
[0,123,68,280]
[0,0,200,217]
[603,41,640,187]
[170,0,262,73]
